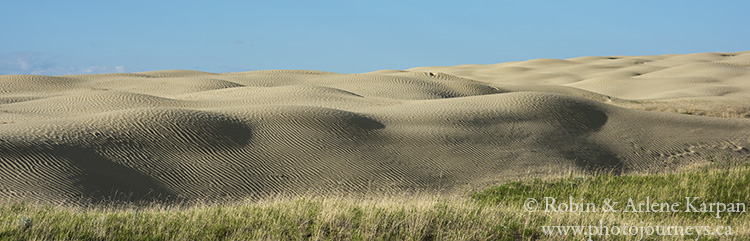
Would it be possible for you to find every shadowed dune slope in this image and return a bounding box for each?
[1,52,750,202]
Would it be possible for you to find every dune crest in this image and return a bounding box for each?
[1,52,750,202]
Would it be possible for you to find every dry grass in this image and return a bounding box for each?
[1,159,749,240]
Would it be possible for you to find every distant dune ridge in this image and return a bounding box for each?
[1,52,749,202]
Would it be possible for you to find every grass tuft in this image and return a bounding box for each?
[1,161,749,240]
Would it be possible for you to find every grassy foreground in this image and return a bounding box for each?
[1,161,749,240]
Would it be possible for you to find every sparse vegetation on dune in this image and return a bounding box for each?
[1,159,748,240]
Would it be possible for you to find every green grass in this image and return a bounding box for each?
[472,161,750,217]
[2,161,749,240]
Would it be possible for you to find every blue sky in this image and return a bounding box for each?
[1,0,748,75]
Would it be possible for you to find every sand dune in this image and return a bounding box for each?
[1,52,749,202]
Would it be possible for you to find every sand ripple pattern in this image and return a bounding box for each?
[1,52,750,202]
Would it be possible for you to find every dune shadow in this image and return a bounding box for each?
[559,102,609,133]
[47,145,177,203]
[545,104,623,174]
[556,141,624,175]
[351,115,386,130]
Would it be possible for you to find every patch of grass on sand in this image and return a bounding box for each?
[1,161,749,240]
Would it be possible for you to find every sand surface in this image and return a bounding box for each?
[1,52,749,202]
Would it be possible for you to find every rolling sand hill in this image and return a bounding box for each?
[1,52,749,203]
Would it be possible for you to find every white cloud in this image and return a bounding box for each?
[80,66,108,74]
[0,52,50,74]
[18,59,30,71]
[0,52,126,75]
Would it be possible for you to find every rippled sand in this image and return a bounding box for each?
[1,52,749,202]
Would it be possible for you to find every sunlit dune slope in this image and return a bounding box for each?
[1,52,749,202]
